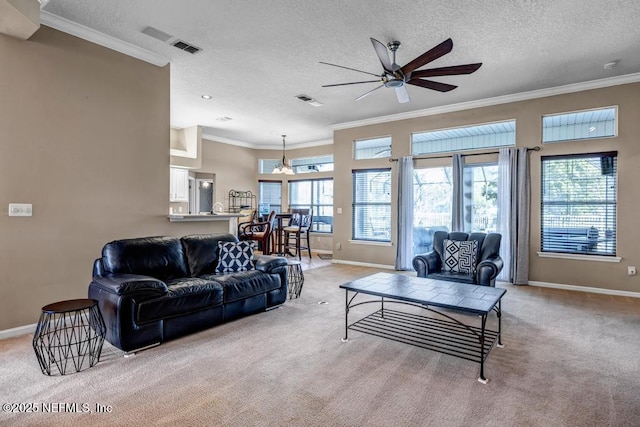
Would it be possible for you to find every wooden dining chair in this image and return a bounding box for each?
[238,210,276,255]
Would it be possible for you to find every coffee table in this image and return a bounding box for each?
[340,272,506,383]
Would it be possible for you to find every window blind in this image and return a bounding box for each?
[541,152,617,255]
[352,169,392,241]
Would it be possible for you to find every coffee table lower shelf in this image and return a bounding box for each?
[347,308,499,366]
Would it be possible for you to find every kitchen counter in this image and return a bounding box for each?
[168,213,243,234]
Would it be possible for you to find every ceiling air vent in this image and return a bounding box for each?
[172,40,202,54]
[295,94,324,107]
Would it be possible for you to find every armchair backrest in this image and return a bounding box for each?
[433,231,501,263]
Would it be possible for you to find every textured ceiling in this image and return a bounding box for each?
[41,0,640,148]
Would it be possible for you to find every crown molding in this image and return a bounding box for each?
[201,133,333,150]
[331,72,640,131]
[40,10,169,67]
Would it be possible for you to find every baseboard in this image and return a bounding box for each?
[331,259,395,270]
[0,323,36,340]
[528,281,640,298]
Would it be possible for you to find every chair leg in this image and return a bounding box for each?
[263,236,270,255]
[296,233,301,260]
[306,230,312,259]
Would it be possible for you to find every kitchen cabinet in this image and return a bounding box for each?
[170,167,189,202]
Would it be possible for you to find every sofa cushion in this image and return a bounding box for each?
[101,236,188,281]
[136,278,223,324]
[443,239,478,274]
[216,241,254,273]
[181,234,239,277]
[202,270,281,303]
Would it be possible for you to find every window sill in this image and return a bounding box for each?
[348,239,392,247]
[536,252,621,263]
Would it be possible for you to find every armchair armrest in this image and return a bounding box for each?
[412,251,441,278]
[476,256,504,287]
[90,274,168,297]
[253,255,287,273]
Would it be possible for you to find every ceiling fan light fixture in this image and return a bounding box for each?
[384,79,404,88]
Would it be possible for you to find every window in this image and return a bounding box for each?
[259,156,334,174]
[541,152,617,256]
[412,121,515,155]
[352,169,392,241]
[413,167,452,253]
[291,155,334,173]
[259,159,280,174]
[412,163,498,254]
[542,107,616,143]
[354,136,392,160]
[463,164,499,233]
[258,181,282,214]
[289,178,333,232]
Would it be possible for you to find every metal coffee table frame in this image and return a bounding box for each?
[340,273,505,383]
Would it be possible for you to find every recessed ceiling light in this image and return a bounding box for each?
[216,116,232,122]
[201,95,212,100]
[603,61,618,70]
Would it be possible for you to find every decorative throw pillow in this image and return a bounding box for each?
[443,239,478,274]
[215,241,254,273]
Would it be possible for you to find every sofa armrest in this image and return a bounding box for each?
[90,274,168,297]
[253,255,288,273]
[412,251,441,278]
[476,256,504,286]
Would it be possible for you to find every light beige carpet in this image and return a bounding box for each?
[1,264,639,426]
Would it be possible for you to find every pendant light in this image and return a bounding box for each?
[272,134,295,175]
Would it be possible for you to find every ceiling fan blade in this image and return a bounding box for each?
[407,78,458,92]
[395,85,410,103]
[322,80,381,87]
[400,38,453,75]
[319,61,380,78]
[355,84,384,101]
[410,63,482,78]
[370,38,393,73]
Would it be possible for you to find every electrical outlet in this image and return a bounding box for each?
[628,266,637,276]
[8,203,32,217]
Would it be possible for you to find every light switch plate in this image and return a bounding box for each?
[8,203,32,217]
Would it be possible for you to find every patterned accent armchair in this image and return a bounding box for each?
[412,231,503,287]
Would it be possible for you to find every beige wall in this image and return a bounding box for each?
[200,139,259,209]
[0,27,229,331]
[333,83,640,292]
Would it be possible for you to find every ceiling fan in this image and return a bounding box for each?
[320,38,482,104]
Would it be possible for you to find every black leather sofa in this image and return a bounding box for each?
[413,231,503,287]
[88,233,288,353]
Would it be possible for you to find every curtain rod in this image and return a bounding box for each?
[388,146,541,162]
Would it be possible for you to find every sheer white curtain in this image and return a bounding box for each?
[395,156,414,270]
[497,149,512,281]
[497,147,530,284]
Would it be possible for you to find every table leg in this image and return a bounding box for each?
[478,313,488,384]
[496,299,504,348]
[341,290,349,342]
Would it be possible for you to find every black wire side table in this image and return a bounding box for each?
[287,260,304,299]
[32,299,106,376]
